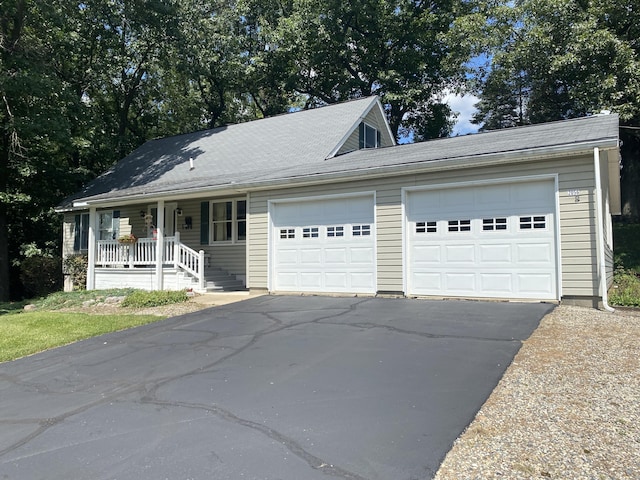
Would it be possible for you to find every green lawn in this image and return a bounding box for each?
[0,311,164,363]
[0,289,190,363]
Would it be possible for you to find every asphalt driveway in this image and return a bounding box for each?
[0,296,553,480]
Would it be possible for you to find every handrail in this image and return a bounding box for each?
[96,235,204,289]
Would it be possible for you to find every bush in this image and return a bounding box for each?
[62,254,88,290]
[608,267,640,307]
[121,290,189,308]
[19,256,62,298]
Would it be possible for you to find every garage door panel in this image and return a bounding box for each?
[480,274,513,293]
[325,272,348,289]
[445,273,476,292]
[351,272,375,289]
[479,244,512,263]
[518,274,554,294]
[276,249,299,265]
[300,248,322,264]
[516,243,553,263]
[325,248,347,264]
[445,245,475,262]
[276,272,299,288]
[351,247,374,263]
[300,273,322,288]
[407,180,557,300]
[413,245,440,263]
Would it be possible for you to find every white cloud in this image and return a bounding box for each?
[444,92,480,136]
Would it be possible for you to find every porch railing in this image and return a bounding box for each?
[96,232,205,289]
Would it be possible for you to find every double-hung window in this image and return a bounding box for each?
[98,211,120,240]
[210,199,247,243]
[359,122,381,149]
[73,213,90,251]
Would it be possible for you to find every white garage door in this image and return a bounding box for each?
[406,180,558,300]
[271,195,376,293]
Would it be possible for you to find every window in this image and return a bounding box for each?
[303,227,319,238]
[520,215,546,230]
[352,224,371,236]
[210,199,246,243]
[482,218,507,231]
[416,221,437,234]
[73,213,90,251]
[448,220,471,232]
[280,228,295,239]
[99,211,120,240]
[327,226,344,237]
[359,122,381,149]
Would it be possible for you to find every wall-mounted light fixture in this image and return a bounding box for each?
[140,210,146,218]
[176,208,183,216]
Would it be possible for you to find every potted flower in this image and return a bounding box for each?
[117,233,137,244]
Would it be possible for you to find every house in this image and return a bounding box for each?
[56,96,621,308]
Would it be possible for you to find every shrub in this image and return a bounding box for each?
[62,254,88,290]
[121,290,188,308]
[19,256,62,298]
[608,267,640,307]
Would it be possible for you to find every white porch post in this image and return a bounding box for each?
[155,200,165,290]
[87,207,97,290]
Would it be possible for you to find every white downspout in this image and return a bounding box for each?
[593,147,615,312]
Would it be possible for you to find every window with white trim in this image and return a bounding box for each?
[416,221,437,234]
[352,224,371,236]
[99,211,120,240]
[327,226,344,237]
[519,215,546,230]
[359,122,381,149]
[210,199,246,243]
[448,219,471,232]
[73,213,90,251]
[482,218,507,231]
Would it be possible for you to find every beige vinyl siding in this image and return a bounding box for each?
[248,153,601,299]
[62,213,78,258]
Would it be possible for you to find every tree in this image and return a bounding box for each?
[470,0,640,217]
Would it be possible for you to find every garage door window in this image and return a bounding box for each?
[352,224,371,236]
[482,218,507,231]
[280,228,295,239]
[448,219,471,232]
[519,215,546,230]
[327,226,344,237]
[303,227,319,238]
[416,221,437,233]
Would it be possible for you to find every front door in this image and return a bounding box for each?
[148,203,177,238]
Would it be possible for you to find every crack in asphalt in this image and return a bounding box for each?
[143,398,370,480]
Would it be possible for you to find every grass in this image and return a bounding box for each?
[0,311,163,363]
[610,223,640,307]
[0,289,190,363]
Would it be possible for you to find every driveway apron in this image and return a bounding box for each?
[0,296,553,480]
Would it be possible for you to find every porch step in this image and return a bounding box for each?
[203,267,247,292]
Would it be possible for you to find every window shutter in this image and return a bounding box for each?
[113,210,120,218]
[73,215,81,251]
[358,122,365,149]
[200,201,209,244]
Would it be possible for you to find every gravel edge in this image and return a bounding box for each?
[434,305,640,480]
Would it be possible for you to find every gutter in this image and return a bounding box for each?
[68,138,619,210]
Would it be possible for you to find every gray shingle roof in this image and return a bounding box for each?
[59,104,619,209]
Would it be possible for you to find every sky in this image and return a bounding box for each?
[444,92,481,136]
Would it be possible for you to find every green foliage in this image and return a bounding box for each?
[609,223,640,306]
[0,311,163,362]
[121,290,189,308]
[19,256,62,298]
[613,223,640,274]
[609,267,640,307]
[62,254,88,290]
